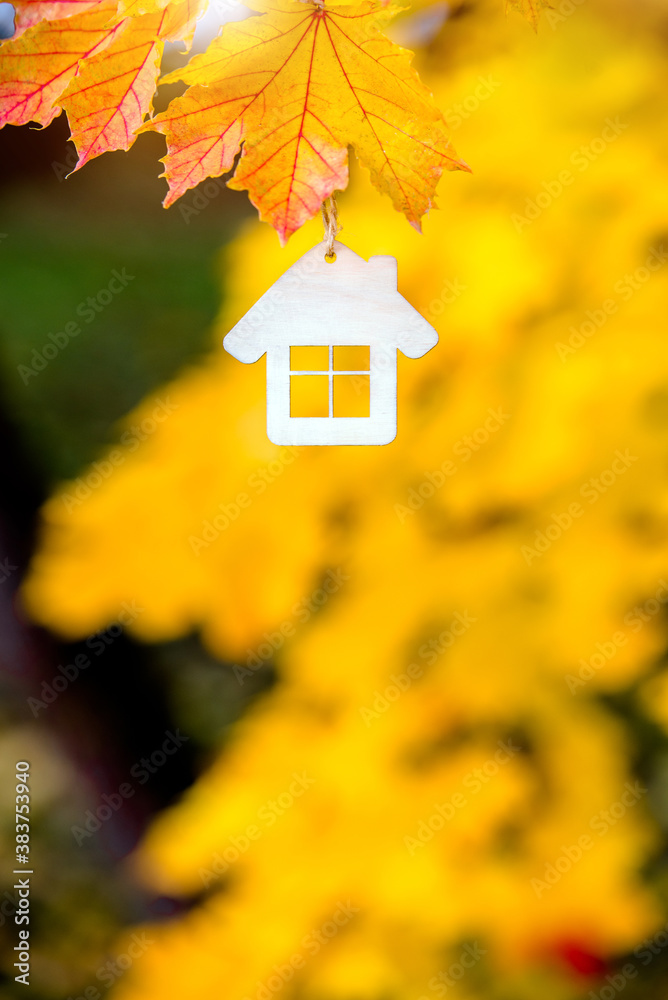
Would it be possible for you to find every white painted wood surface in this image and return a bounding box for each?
[223,240,438,446]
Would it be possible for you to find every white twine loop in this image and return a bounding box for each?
[321,196,341,262]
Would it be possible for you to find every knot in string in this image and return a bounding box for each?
[321,196,341,262]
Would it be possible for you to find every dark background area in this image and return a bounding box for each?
[0,113,267,999]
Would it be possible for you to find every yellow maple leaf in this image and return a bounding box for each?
[113,0,170,18]
[105,0,207,27]
[159,0,208,45]
[144,0,468,243]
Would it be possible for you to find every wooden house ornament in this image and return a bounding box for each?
[223,241,438,446]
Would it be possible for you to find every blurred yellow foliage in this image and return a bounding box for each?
[22,0,668,996]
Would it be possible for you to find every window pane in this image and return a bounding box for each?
[333,375,370,418]
[291,375,329,417]
[290,346,329,371]
[333,345,370,371]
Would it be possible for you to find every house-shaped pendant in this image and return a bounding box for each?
[223,240,438,446]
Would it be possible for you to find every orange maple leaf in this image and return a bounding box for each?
[143,0,468,243]
[0,2,122,128]
[57,13,169,167]
[58,1,202,166]
[0,0,468,241]
[0,0,204,157]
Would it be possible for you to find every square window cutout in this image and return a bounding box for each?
[291,374,329,417]
[333,374,370,417]
[290,346,329,371]
[333,345,370,371]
